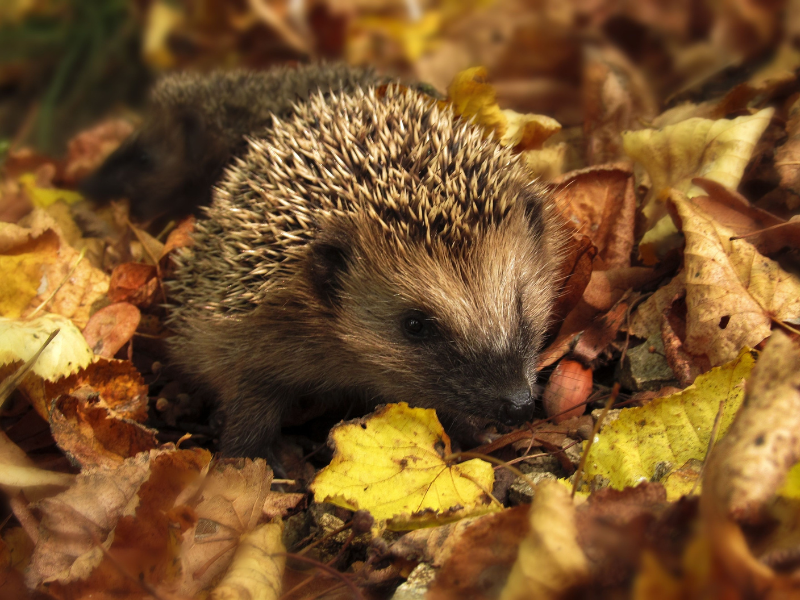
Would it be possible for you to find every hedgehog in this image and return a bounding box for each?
[167,83,567,461]
[79,64,382,221]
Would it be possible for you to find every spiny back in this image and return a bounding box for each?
[170,86,540,318]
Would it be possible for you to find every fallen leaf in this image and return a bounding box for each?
[775,94,800,195]
[500,480,589,600]
[310,403,498,531]
[427,505,530,600]
[629,273,686,339]
[18,174,83,209]
[0,315,92,382]
[552,164,636,269]
[582,348,756,499]
[175,459,275,596]
[0,209,109,327]
[625,108,774,263]
[671,191,800,365]
[62,119,135,185]
[108,262,159,307]
[703,332,800,523]
[27,448,211,596]
[81,303,141,358]
[210,522,285,600]
[49,394,158,469]
[447,66,562,151]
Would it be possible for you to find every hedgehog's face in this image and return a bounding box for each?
[308,203,561,433]
[80,108,226,221]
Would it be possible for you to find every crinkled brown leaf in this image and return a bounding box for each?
[671,191,800,365]
[107,262,159,306]
[49,394,157,469]
[27,448,211,595]
[428,505,530,600]
[703,331,800,523]
[500,481,589,600]
[552,164,636,269]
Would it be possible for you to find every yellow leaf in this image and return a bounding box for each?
[19,174,83,209]
[623,108,773,263]
[0,314,93,381]
[447,67,561,151]
[672,192,800,366]
[210,522,285,600]
[500,481,588,600]
[0,209,109,327]
[310,403,497,531]
[582,348,756,500]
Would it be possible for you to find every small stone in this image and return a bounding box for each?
[391,563,437,600]
[617,333,678,391]
[508,471,557,505]
[155,397,170,412]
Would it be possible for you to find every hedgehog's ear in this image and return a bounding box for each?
[308,237,351,307]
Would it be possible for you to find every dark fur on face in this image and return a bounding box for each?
[167,84,566,459]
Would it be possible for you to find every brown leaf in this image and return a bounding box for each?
[776,95,800,195]
[159,215,195,275]
[670,191,800,365]
[62,119,135,185]
[178,459,274,597]
[704,333,800,523]
[553,164,636,269]
[81,302,141,359]
[690,177,784,237]
[27,448,211,595]
[108,262,159,307]
[583,46,657,165]
[49,394,158,469]
[23,358,149,423]
[427,505,530,600]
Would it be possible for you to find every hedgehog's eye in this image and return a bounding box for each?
[402,311,433,341]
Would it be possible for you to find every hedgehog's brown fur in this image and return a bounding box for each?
[80,64,381,220]
[168,84,567,460]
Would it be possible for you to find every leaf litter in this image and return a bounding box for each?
[4,2,800,598]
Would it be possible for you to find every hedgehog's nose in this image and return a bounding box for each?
[498,386,534,425]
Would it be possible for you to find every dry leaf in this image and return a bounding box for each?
[107,262,159,307]
[703,331,800,523]
[210,522,285,600]
[552,165,636,269]
[49,394,158,469]
[671,191,800,365]
[500,480,588,600]
[310,403,497,531]
[81,302,141,358]
[775,94,800,195]
[0,209,109,327]
[427,506,531,600]
[27,448,211,596]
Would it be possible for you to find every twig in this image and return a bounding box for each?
[280,553,364,600]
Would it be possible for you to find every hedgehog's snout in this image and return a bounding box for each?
[497,385,535,425]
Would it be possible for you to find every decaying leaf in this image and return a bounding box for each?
[210,522,285,600]
[310,403,498,531]
[671,191,800,366]
[0,315,92,383]
[703,332,800,522]
[0,209,109,327]
[49,394,158,469]
[552,165,636,269]
[81,303,141,359]
[27,448,211,597]
[582,348,756,499]
[624,108,774,263]
[500,481,589,600]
